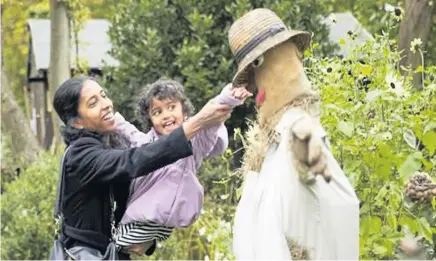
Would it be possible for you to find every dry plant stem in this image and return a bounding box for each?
[238,94,320,176]
[418,48,425,90]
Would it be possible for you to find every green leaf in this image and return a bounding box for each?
[399,216,420,235]
[418,217,433,242]
[361,216,382,237]
[374,186,388,202]
[423,121,436,134]
[372,245,388,255]
[415,65,424,73]
[399,154,422,178]
[360,65,373,76]
[422,131,436,156]
[413,151,424,159]
[366,90,384,102]
[403,128,416,149]
[338,121,353,137]
[386,215,397,231]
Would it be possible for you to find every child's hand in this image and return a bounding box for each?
[231,88,253,102]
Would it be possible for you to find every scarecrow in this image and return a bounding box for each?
[228,9,360,260]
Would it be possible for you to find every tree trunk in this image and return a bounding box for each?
[398,0,436,89]
[48,0,71,149]
[1,67,42,164]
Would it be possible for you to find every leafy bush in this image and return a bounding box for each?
[1,150,62,260]
[137,200,235,261]
[305,21,436,259]
[1,135,20,193]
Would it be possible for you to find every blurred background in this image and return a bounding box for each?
[1,0,435,260]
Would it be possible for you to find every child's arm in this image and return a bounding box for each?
[114,112,153,147]
[191,84,245,167]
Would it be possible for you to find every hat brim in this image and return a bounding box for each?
[232,30,312,90]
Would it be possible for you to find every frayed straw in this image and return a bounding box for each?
[236,93,321,177]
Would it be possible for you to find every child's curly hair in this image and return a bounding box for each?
[137,78,195,131]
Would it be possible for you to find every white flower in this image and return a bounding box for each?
[198,227,206,236]
[200,208,205,215]
[224,222,231,232]
[204,255,210,261]
[157,243,162,248]
[384,3,395,12]
[392,85,409,98]
[385,72,409,98]
[212,230,219,239]
[214,251,223,260]
[390,7,404,21]
[207,234,212,242]
[382,132,392,141]
[330,14,337,24]
[410,38,422,54]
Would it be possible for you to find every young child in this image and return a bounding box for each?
[113,79,251,255]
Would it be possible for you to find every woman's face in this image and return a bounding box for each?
[74,80,116,133]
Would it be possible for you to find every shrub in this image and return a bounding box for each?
[1,135,20,193]
[138,200,235,261]
[1,150,62,260]
[304,22,436,259]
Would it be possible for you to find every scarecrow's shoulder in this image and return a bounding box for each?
[274,107,327,142]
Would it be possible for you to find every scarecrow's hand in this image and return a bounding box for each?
[290,115,331,184]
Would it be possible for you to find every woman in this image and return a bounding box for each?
[52,76,233,260]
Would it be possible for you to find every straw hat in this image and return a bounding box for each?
[228,8,312,88]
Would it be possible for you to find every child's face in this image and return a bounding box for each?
[149,98,184,135]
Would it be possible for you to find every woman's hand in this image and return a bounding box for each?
[183,100,232,139]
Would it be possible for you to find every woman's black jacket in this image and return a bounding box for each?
[58,126,193,256]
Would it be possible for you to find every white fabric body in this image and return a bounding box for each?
[232,107,360,260]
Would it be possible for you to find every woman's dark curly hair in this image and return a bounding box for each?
[137,78,195,132]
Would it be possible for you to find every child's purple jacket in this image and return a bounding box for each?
[115,86,242,228]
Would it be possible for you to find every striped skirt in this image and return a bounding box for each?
[116,221,173,248]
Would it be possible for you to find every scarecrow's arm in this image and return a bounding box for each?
[288,114,332,183]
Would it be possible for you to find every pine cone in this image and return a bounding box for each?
[405,172,435,202]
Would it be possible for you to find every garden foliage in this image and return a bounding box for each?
[1,3,435,260]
